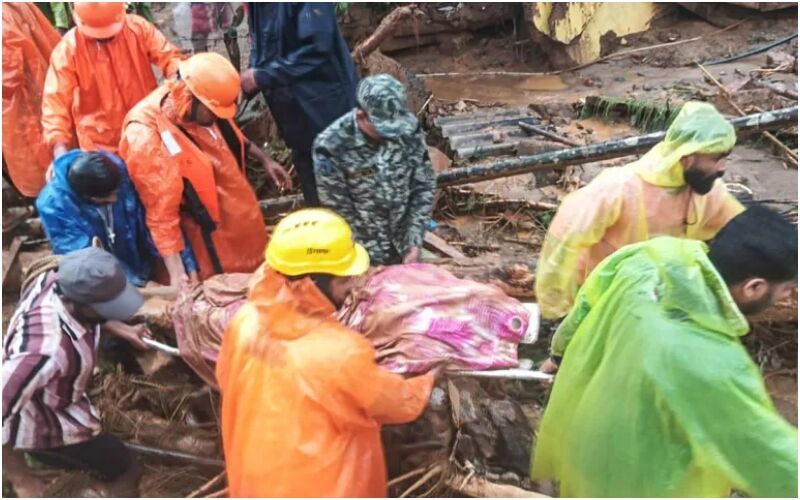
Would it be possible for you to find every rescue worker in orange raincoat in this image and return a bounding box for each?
[2,2,61,198]
[217,208,437,497]
[41,2,184,159]
[119,52,292,286]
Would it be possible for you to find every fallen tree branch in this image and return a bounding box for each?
[351,5,421,63]
[518,121,580,147]
[205,487,228,498]
[697,63,798,167]
[446,473,550,498]
[187,471,226,498]
[399,463,444,498]
[388,465,431,488]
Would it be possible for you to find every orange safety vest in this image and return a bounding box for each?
[121,85,266,279]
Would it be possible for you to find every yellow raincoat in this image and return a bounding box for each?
[532,237,797,497]
[535,102,744,320]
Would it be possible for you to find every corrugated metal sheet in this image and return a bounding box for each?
[435,108,540,162]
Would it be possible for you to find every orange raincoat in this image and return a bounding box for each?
[2,3,61,197]
[217,266,435,497]
[119,81,267,279]
[41,13,183,153]
[535,102,744,320]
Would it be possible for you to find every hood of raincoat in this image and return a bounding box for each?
[579,236,748,339]
[632,101,736,188]
[533,237,797,498]
[246,264,338,340]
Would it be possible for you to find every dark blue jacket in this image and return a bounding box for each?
[36,150,197,286]
[248,2,358,151]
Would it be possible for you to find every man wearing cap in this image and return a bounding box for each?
[42,2,184,159]
[2,248,149,497]
[120,52,292,286]
[217,208,437,497]
[312,74,436,266]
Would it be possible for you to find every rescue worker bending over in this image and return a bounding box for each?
[313,74,436,265]
[3,248,150,497]
[42,2,184,159]
[119,52,291,286]
[36,149,198,286]
[217,208,437,497]
[532,207,797,497]
[536,101,744,330]
[2,2,60,198]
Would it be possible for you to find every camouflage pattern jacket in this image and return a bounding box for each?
[313,110,436,265]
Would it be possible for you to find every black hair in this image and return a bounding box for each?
[708,205,798,284]
[67,152,121,199]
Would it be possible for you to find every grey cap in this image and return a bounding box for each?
[356,74,418,139]
[58,247,144,321]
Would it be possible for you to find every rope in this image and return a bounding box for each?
[704,32,798,66]
[20,255,59,296]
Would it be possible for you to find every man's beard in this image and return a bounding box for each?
[684,167,722,195]
[737,289,776,316]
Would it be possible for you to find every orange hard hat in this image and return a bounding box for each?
[178,53,241,119]
[73,2,126,39]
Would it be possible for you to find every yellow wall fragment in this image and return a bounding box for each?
[531,2,664,65]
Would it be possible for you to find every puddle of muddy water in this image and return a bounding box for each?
[424,74,568,104]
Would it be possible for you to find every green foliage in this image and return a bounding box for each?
[581,97,680,132]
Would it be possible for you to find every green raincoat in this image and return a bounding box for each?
[532,237,797,498]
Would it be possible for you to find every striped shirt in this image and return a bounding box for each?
[2,271,102,450]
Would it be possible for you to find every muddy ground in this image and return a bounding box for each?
[2,3,798,498]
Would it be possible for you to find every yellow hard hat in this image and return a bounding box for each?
[266,209,370,277]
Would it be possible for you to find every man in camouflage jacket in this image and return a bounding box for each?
[312,74,436,265]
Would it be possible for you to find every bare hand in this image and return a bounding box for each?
[264,159,293,191]
[53,143,67,160]
[240,68,259,95]
[539,357,559,374]
[45,164,55,183]
[104,320,153,350]
[539,357,559,386]
[402,247,420,264]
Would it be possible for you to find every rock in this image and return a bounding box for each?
[614,76,625,82]
[642,83,653,91]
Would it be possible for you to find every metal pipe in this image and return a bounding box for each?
[124,442,225,467]
[142,337,180,356]
[259,107,798,214]
[449,369,554,381]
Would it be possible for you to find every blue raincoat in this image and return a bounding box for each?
[36,149,197,286]
[248,2,358,152]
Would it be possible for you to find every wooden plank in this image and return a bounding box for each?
[2,236,26,287]
[423,232,467,259]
